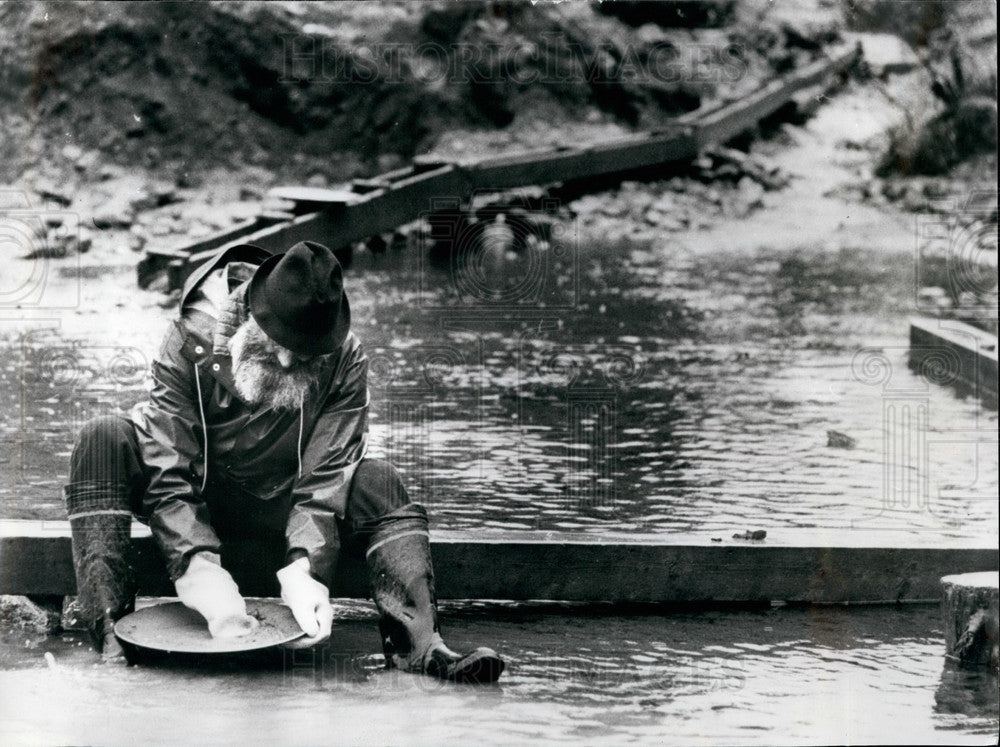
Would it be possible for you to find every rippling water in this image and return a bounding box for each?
[1,602,996,743]
[2,240,995,543]
[1,240,997,742]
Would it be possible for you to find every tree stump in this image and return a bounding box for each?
[941,571,999,670]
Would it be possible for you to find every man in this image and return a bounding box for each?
[64,240,505,683]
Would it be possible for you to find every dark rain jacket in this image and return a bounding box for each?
[131,245,369,582]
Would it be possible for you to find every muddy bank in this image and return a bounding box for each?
[1,0,833,186]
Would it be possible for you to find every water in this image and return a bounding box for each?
[1,237,997,742]
[0,602,996,744]
[2,240,995,544]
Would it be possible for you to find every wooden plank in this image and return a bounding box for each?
[466,147,596,191]
[1,521,995,603]
[181,210,343,284]
[583,128,698,174]
[338,164,473,237]
[467,130,698,190]
[686,43,860,147]
[137,217,275,288]
[910,317,999,400]
[266,186,359,212]
[178,165,473,290]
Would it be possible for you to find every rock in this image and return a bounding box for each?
[149,219,172,237]
[0,595,60,634]
[651,194,676,213]
[635,22,668,46]
[74,149,100,173]
[844,32,920,77]
[570,194,606,217]
[97,164,123,181]
[35,180,74,207]
[75,231,94,254]
[644,208,665,226]
[917,286,950,307]
[826,430,857,449]
[128,233,146,252]
[954,97,998,159]
[366,234,389,255]
[882,180,906,202]
[737,176,765,208]
[23,238,66,259]
[150,181,179,207]
[61,144,83,162]
[624,191,654,215]
[92,199,135,229]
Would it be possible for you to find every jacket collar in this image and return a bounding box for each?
[180,243,272,309]
[180,256,259,404]
[207,280,251,401]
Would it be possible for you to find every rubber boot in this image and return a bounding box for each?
[367,531,505,684]
[65,481,137,659]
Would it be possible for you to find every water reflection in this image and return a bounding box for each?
[934,659,1000,733]
[0,240,996,543]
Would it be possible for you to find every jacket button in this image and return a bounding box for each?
[212,363,220,371]
[195,345,204,355]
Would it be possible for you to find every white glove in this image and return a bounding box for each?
[277,557,333,648]
[175,552,259,639]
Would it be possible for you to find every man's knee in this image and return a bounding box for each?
[349,458,412,516]
[342,459,427,557]
[67,414,145,505]
[73,415,135,456]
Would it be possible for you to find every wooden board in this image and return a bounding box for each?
[266,186,359,207]
[910,317,999,400]
[1,521,994,604]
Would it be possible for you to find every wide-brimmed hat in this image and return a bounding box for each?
[248,241,351,356]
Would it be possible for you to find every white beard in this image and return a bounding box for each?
[229,318,323,410]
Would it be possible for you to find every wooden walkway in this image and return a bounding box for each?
[1,520,994,604]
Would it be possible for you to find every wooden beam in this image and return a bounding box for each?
[136,216,284,289]
[1,521,994,604]
[686,42,860,147]
[910,317,999,401]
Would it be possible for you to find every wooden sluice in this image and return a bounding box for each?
[136,42,861,292]
[1,520,995,605]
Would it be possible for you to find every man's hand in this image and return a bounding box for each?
[277,556,333,648]
[175,552,260,638]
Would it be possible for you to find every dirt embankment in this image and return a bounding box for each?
[0,0,849,271]
[1,1,839,187]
